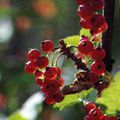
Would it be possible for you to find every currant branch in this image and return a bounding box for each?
[59,39,89,71]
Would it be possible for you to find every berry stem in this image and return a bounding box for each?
[54,52,63,67]
[102,0,115,72]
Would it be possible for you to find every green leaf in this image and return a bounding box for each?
[96,72,120,115]
[8,112,27,120]
[64,35,80,46]
[54,88,95,110]
[80,28,92,38]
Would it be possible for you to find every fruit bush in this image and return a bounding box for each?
[24,0,120,120]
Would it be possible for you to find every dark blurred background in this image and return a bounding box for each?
[0,0,120,120]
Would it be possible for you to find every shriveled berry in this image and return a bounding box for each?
[88,72,99,83]
[91,47,106,61]
[44,95,55,105]
[78,5,94,20]
[44,67,57,80]
[36,56,49,68]
[27,49,41,61]
[25,61,37,74]
[41,40,54,53]
[91,61,105,75]
[84,102,96,114]
[94,81,110,96]
[78,40,93,55]
[54,93,64,102]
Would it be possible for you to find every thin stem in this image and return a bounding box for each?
[54,52,63,67]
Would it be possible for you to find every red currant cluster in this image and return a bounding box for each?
[25,40,64,104]
[77,0,108,35]
[84,102,119,120]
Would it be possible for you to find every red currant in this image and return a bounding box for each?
[84,102,97,114]
[76,0,90,5]
[36,56,49,68]
[91,61,105,75]
[44,67,57,80]
[25,61,37,74]
[41,40,54,53]
[91,0,104,11]
[35,78,44,87]
[27,49,41,61]
[35,70,43,78]
[89,108,103,119]
[91,47,106,61]
[80,19,92,29]
[78,5,94,20]
[44,95,55,105]
[78,40,93,55]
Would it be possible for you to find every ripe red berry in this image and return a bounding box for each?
[84,102,96,114]
[90,14,108,35]
[36,56,49,68]
[91,61,105,75]
[78,40,93,55]
[35,78,44,87]
[89,108,103,119]
[44,95,55,104]
[41,40,54,53]
[27,49,41,61]
[77,5,94,20]
[25,61,37,74]
[44,67,57,80]
[35,70,43,78]
[76,0,90,5]
[91,0,104,11]
[91,47,106,61]
[54,93,64,103]
[80,19,92,29]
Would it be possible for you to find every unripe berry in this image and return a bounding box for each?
[91,61,105,75]
[54,93,64,103]
[91,47,106,61]
[36,56,49,68]
[27,49,41,61]
[41,40,54,53]
[78,40,93,55]
[25,61,37,74]
[44,67,57,80]
[84,102,96,114]
[77,5,94,20]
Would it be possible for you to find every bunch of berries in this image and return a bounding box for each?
[84,102,119,120]
[77,0,108,35]
[25,40,64,104]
